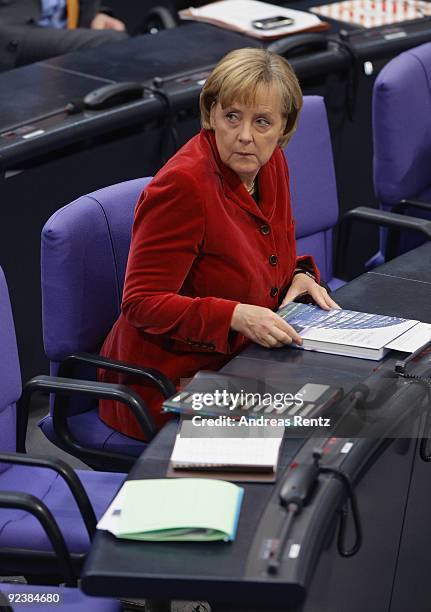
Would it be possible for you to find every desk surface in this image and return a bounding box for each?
[335,242,431,322]
[4,12,431,168]
[0,23,345,167]
[82,245,431,607]
[0,24,255,165]
[43,24,259,83]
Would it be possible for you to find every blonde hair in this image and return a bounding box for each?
[200,48,302,147]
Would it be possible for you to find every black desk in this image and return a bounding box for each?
[2,15,431,169]
[0,23,349,170]
[81,244,431,611]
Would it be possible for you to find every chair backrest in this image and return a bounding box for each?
[373,42,431,207]
[0,267,21,456]
[285,96,339,283]
[41,178,152,363]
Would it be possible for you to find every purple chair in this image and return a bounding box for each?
[40,178,176,472]
[0,265,126,587]
[292,97,431,281]
[371,41,431,266]
[285,96,343,290]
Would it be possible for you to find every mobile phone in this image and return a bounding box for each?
[251,16,295,30]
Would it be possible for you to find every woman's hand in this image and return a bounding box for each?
[280,273,340,310]
[231,303,303,348]
[91,12,126,31]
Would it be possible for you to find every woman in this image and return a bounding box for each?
[99,47,339,439]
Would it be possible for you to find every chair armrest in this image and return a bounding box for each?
[393,199,431,215]
[19,375,157,472]
[0,591,11,611]
[0,451,98,539]
[0,491,76,585]
[58,352,176,399]
[336,206,431,278]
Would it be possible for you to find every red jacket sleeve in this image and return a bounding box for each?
[294,255,321,284]
[121,169,240,354]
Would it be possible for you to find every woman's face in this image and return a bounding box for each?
[210,85,286,187]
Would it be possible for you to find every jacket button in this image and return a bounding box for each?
[270,287,279,297]
[269,254,278,266]
[260,224,270,235]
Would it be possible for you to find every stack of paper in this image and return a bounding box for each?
[97,478,244,542]
[278,302,431,360]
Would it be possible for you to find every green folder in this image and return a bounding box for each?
[100,478,244,542]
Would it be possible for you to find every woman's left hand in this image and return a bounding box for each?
[280,273,340,310]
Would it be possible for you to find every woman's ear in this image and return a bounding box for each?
[281,117,288,138]
[278,116,290,144]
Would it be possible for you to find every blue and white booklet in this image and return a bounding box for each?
[278,303,431,360]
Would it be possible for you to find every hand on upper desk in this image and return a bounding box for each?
[231,303,303,349]
[91,12,126,31]
[280,273,340,310]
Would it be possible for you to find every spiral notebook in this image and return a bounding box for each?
[168,420,284,482]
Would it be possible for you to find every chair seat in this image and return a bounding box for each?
[0,467,125,554]
[0,584,120,611]
[38,409,146,458]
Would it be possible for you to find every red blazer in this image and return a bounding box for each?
[99,129,320,439]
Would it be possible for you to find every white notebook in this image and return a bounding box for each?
[170,423,283,472]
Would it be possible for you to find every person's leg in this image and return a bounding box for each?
[0,24,127,71]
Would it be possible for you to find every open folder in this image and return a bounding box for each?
[179,0,328,39]
[97,478,244,542]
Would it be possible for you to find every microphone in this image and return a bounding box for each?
[0,82,144,137]
[267,462,320,574]
[0,99,86,137]
[349,377,397,411]
[279,463,319,509]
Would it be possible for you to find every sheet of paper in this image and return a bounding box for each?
[301,318,417,349]
[385,322,431,353]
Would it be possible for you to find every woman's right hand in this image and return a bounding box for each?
[231,303,303,349]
